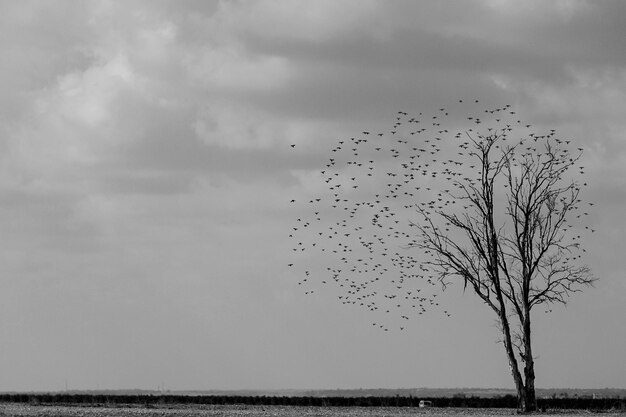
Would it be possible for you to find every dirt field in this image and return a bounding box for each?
[0,404,623,417]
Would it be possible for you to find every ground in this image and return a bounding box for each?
[0,404,623,417]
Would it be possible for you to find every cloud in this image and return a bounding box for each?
[184,44,293,93]
[480,0,591,19]
[1,0,625,391]
[213,0,381,43]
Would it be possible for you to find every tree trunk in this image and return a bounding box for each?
[519,382,537,413]
[498,309,537,413]
[521,311,537,412]
[511,356,537,413]
[497,312,527,412]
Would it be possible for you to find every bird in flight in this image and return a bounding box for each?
[288,99,593,332]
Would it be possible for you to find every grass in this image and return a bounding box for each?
[0,404,624,417]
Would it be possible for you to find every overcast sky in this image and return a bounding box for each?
[1,0,625,392]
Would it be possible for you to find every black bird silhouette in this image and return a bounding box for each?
[288,99,594,332]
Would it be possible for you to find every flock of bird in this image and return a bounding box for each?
[288,100,593,332]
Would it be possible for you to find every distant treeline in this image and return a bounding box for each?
[0,394,625,410]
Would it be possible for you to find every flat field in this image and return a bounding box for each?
[0,404,624,417]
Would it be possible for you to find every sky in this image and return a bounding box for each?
[0,0,625,392]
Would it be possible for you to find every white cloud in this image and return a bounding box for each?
[53,54,139,127]
[481,0,591,19]
[193,101,325,150]
[6,53,145,183]
[213,0,380,43]
[183,44,293,92]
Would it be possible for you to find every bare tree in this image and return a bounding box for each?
[409,130,594,411]
[289,102,595,412]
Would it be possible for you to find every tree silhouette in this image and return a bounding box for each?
[289,101,595,412]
